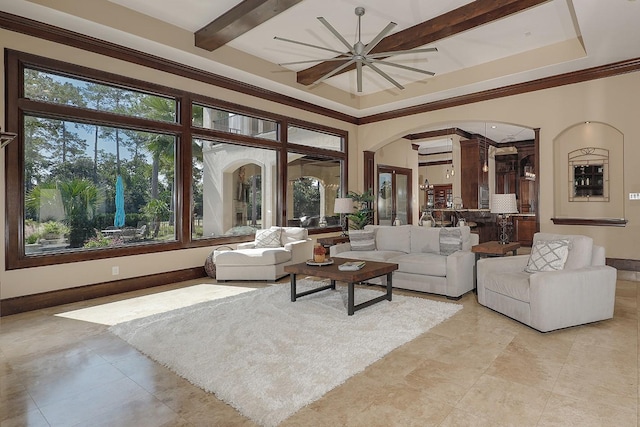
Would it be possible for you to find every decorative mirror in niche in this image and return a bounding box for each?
[568,147,609,202]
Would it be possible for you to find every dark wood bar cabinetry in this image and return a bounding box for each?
[460,139,489,209]
[512,215,535,246]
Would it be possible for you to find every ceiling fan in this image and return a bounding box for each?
[275,6,437,92]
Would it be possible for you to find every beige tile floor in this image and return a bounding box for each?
[1,276,638,427]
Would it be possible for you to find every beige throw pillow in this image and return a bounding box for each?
[525,239,570,273]
[439,228,462,256]
[349,230,376,251]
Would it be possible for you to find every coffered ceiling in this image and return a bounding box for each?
[2,0,639,123]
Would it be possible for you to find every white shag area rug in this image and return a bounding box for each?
[110,281,462,426]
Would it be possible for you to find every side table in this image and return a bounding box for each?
[317,235,350,255]
[471,241,521,289]
[472,241,520,258]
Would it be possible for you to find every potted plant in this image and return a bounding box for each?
[346,189,375,230]
[41,220,70,240]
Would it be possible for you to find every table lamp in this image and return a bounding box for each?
[334,198,354,236]
[491,193,518,244]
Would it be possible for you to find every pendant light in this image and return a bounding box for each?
[482,122,489,173]
[449,134,455,176]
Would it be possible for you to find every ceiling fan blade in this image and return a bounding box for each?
[274,36,347,56]
[364,60,404,90]
[369,58,435,76]
[279,57,351,66]
[362,22,397,56]
[356,61,363,93]
[312,58,356,86]
[368,47,438,59]
[317,17,355,53]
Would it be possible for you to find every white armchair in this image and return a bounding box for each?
[477,232,616,332]
[214,227,313,281]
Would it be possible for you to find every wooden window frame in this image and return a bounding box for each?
[5,50,348,270]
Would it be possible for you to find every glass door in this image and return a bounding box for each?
[377,166,412,225]
[378,172,393,225]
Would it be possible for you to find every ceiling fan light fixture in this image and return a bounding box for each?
[275,6,437,93]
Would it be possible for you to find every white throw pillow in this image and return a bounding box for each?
[349,229,376,251]
[279,227,306,245]
[254,228,282,248]
[525,239,570,273]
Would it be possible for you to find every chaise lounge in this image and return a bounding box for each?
[214,226,313,281]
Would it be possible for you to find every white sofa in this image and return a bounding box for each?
[214,227,313,281]
[330,224,478,298]
[477,232,617,332]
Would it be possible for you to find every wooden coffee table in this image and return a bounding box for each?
[284,258,398,315]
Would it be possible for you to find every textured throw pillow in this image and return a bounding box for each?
[349,229,376,251]
[525,239,570,273]
[254,228,282,248]
[439,228,462,256]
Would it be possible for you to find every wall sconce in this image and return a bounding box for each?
[0,127,17,149]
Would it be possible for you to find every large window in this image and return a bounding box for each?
[5,51,347,269]
[193,104,278,141]
[287,125,342,151]
[192,140,276,240]
[17,65,178,259]
[24,117,176,254]
[25,69,177,122]
[286,154,342,229]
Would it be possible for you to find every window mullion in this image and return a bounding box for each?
[18,98,182,135]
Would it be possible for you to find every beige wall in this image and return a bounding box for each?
[0,29,357,299]
[357,72,640,260]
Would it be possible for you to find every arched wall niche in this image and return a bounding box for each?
[552,122,624,221]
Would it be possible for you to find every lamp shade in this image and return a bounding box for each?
[334,198,354,214]
[490,193,518,214]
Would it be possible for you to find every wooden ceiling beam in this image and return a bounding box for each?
[406,128,472,142]
[297,0,550,86]
[195,0,303,51]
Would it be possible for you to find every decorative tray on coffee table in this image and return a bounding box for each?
[306,259,334,266]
